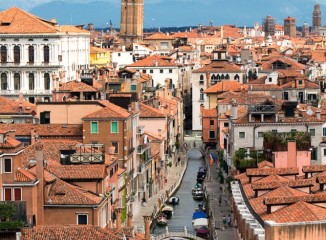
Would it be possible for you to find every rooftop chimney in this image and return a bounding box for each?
[316,109,321,120]
[231,99,238,120]
[36,142,44,225]
[143,215,152,240]
[115,208,123,231]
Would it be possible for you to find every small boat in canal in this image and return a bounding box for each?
[195,202,206,212]
[162,205,174,218]
[196,226,209,239]
[192,190,204,200]
[193,218,208,229]
[192,183,203,194]
[192,211,207,224]
[196,167,206,183]
[168,196,180,205]
[156,213,168,226]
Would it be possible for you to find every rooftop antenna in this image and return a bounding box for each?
[110,20,113,33]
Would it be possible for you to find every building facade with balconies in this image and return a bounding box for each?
[0,7,90,102]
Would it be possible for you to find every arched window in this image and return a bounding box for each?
[200,88,204,101]
[14,73,20,90]
[44,73,50,90]
[235,74,240,81]
[211,74,216,80]
[28,46,34,63]
[221,74,225,80]
[14,46,20,63]
[63,96,67,101]
[225,74,230,80]
[1,73,7,90]
[29,73,35,90]
[1,46,7,63]
[217,75,221,80]
[199,74,204,84]
[44,46,50,63]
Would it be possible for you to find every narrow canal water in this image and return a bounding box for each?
[152,149,205,234]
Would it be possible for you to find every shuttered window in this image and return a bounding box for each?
[91,122,98,133]
[4,188,11,201]
[14,188,21,201]
[111,121,118,133]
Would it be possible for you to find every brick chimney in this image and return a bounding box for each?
[143,215,152,240]
[127,211,133,228]
[231,99,238,120]
[31,129,36,145]
[115,208,123,231]
[287,141,297,168]
[35,142,44,225]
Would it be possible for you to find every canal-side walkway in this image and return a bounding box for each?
[133,153,188,227]
[205,150,238,240]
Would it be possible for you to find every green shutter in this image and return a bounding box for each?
[111,122,118,133]
[131,85,137,91]
[91,122,98,133]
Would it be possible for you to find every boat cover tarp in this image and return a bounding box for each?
[192,212,207,219]
[193,218,208,228]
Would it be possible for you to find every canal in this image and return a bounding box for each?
[152,149,205,234]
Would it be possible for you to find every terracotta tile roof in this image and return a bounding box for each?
[59,81,98,92]
[21,140,81,168]
[0,96,36,115]
[128,55,176,67]
[0,136,22,149]
[0,124,82,137]
[90,46,111,54]
[281,79,319,89]
[244,83,282,91]
[302,165,326,173]
[58,25,89,34]
[44,170,56,184]
[144,32,174,40]
[46,164,106,180]
[257,160,274,168]
[264,193,326,205]
[246,167,299,177]
[252,177,314,190]
[138,102,166,118]
[260,55,306,71]
[145,131,164,141]
[45,177,103,205]
[21,225,123,240]
[202,109,217,118]
[262,201,326,223]
[204,80,242,93]
[193,60,241,73]
[317,175,326,184]
[15,168,36,182]
[82,102,131,119]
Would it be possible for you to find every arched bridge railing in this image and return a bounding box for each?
[150,226,206,240]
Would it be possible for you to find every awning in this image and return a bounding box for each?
[192,212,207,220]
[193,218,208,228]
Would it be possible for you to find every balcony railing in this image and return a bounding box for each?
[137,143,151,155]
[0,90,52,95]
[69,153,104,164]
[248,105,276,114]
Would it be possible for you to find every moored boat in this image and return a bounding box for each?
[192,183,203,194]
[168,196,180,205]
[162,205,174,218]
[156,213,168,226]
[192,190,204,200]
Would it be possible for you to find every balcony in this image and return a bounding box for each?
[248,105,276,114]
[137,143,151,155]
[0,90,52,96]
[62,144,105,164]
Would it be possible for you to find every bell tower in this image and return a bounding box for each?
[120,0,144,45]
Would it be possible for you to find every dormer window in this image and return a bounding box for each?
[298,80,303,85]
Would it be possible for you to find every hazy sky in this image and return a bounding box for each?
[2,0,326,27]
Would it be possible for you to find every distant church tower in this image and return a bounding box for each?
[312,4,322,33]
[302,22,309,37]
[120,0,144,45]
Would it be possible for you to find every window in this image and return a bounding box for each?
[210,120,214,125]
[44,45,50,63]
[298,80,303,85]
[29,73,35,90]
[209,130,215,139]
[269,77,272,82]
[131,85,137,91]
[14,188,21,201]
[324,148,326,156]
[150,70,153,73]
[40,111,50,124]
[44,73,50,90]
[4,188,11,201]
[323,128,326,137]
[1,46,7,63]
[142,70,146,73]
[199,74,204,84]
[224,122,229,128]
[118,53,121,57]
[239,132,245,138]
[1,73,7,90]
[160,69,163,74]
[234,74,240,81]
[13,45,20,63]
[91,122,98,133]
[272,129,277,133]
[111,142,119,154]
[14,73,20,90]
[4,158,12,173]
[310,129,316,137]
[200,88,204,101]
[283,92,289,100]
[160,42,168,49]
[258,132,264,137]
[225,74,230,80]
[169,69,172,73]
[28,46,34,63]
[111,121,118,133]
[77,214,88,225]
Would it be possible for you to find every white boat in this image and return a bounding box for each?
[168,197,180,205]
[192,190,204,200]
[162,205,174,218]
[193,218,208,229]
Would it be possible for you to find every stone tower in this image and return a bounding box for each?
[120,0,144,45]
[284,16,296,38]
[312,4,321,33]
[302,22,309,37]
